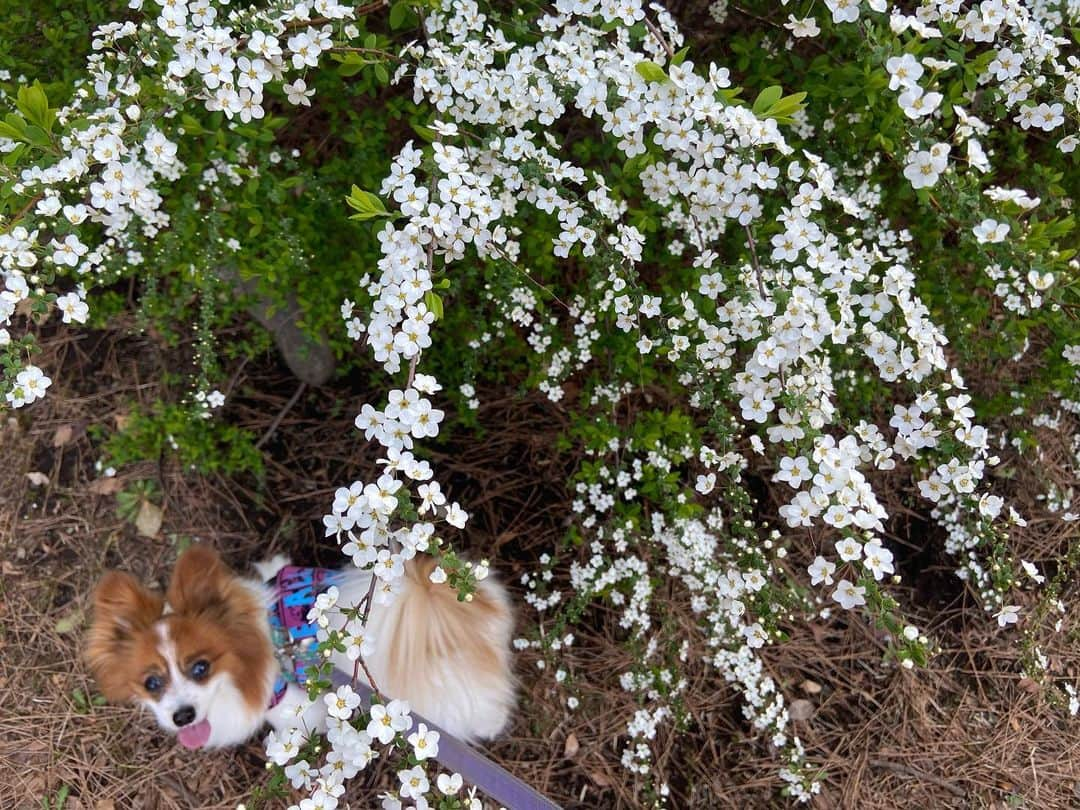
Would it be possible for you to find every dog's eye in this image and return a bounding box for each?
[190,659,210,681]
[144,674,163,693]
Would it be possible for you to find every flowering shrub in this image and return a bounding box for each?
[2,0,1078,806]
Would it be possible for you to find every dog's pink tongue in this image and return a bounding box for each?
[177,719,211,750]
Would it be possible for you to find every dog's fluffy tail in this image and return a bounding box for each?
[365,556,516,742]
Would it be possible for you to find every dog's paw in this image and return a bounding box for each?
[252,554,291,581]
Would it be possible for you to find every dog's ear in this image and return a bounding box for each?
[166,545,234,616]
[85,571,163,700]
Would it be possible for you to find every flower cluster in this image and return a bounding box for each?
[3,0,1078,805]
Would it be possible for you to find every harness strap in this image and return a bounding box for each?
[329,669,563,810]
[267,566,561,809]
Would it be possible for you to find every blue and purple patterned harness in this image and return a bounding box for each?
[267,565,344,707]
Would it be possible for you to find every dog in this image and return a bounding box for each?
[85,545,515,750]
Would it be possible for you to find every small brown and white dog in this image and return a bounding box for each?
[86,545,515,750]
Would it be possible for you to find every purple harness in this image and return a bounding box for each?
[266,565,562,810]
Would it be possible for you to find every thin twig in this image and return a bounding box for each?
[255,382,306,449]
[328,46,405,62]
[2,192,45,233]
[643,17,675,60]
[282,0,387,30]
[869,759,967,798]
[490,243,571,311]
[743,224,767,299]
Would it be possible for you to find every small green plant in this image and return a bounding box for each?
[40,786,69,810]
[70,687,106,714]
[115,479,160,524]
[96,403,262,477]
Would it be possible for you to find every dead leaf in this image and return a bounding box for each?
[1018,677,1040,693]
[800,679,822,695]
[54,609,84,634]
[135,500,163,538]
[52,424,74,447]
[589,770,612,787]
[114,412,131,431]
[564,732,580,758]
[96,801,116,810]
[87,477,123,495]
[789,699,815,721]
[26,471,49,487]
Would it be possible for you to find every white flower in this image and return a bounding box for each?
[994,605,1020,627]
[973,219,1009,243]
[825,0,860,23]
[429,565,448,584]
[437,773,463,795]
[898,87,942,119]
[325,685,362,721]
[397,765,429,800]
[445,502,468,528]
[784,15,820,38]
[284,79,315,106]
[835,537,863,562]
[7,366,52,408]
[808,556,836,586]
[832,579,866,610]
[407,723,440,761]
[741,622,768,648]
[885,54,923,91]
[903,147,947,189]
[56,292,89,324]
[861,540,895,581]
[695,473,716,494]
[1020,561,1044,585]
[367,699,411,745]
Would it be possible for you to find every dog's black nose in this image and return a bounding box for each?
[173,706,196,727]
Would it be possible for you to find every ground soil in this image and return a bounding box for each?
[1,319,1079,810]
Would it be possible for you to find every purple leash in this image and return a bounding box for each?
[330,670,562,810]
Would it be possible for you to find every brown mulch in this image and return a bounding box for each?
[1,322,1079,810]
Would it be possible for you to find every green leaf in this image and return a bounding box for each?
[389,0,411,29]
[22,125,51,148]
[346,186,395,221]
[374,63,389,85]
[763,91,808,123]
[423,290,444,320]
[410,121,437,142]
[3,114,28,137]
[0,121,25,142]
[346,186,387,214]
[337,60,365,77]
[752,85,783,116]
[622,153,654,178]
[671,46,690,67]
[54,609,84,634]
[180,114,205,135]
[2,143,27,167]
[635,60,668,83]
[717,87,743,105]
[16,83,50,130]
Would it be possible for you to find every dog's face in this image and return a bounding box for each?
[86,546,274,749]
